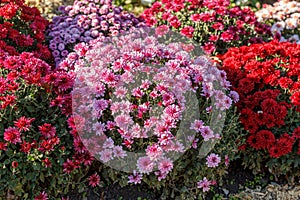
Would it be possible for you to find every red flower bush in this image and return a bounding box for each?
[141,0,272,55]
[0,0,52,61]
[218,40,300,176]
[0,49,93,199]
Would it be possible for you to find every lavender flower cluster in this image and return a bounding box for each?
[47,0,144,67]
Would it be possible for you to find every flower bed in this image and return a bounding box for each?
[218,40,300,178]
[2,0,300,199]
[0,48,98,199]
[141,0,272,55]
[0,0,52,61]
[47,0,144,67]
[255,0,300,43]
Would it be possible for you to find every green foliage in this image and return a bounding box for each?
[113,0,149,16]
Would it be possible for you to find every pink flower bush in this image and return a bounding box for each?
[65,27,242,197]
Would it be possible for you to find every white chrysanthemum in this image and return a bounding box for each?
[271,21,286,33]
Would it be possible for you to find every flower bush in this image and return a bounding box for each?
[47,0,144,67]
[141,0,272,55]
[0,49,97,199]
[255,0,300,44]
[66,27,242,199]
[231,0,276,9]
[218,40,300,179]
[0,0,52,61]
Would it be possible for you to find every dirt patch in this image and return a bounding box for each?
[67,183,157,200]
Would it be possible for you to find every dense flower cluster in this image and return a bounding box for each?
[218,40,300,160]
[0,0,52,61]
[141,0,272,55]
[2,0,290,198]
[256,0,300,43]
[47,0,144,67]
[0,49,94,199]
[66,27,239,196]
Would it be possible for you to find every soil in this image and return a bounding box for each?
[68,182,158,200]
[206,159,271,199]
[67,159,275,200]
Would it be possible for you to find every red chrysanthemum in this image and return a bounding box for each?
[269,133,294,158]
[38,123,56,138]
[293,127,300,139]
[88,173,100,187]
[34,191,48,200]
[291,92,300,107]
[4,127,21,144]
[256,130,275,149]
[62,159,76,174]
[247,135,261,150]
[12,161,18,168]
[0,142,7,151]
[20,141,31,153]
[14,116,35,132]
[42,158,52,168]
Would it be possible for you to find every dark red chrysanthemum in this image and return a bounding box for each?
[256,130,275,149]
[62,159,75,174]
[42,158,52,168]
[269,133,294,158]
[293,127,300,139]
[38,123,56,138]
[34,191,48,200]
[88,173,100,187]
[247,135,261,150]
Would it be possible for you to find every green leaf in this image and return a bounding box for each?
[25,105,36,113]
[13,183,24,196]
[40,173,45,183]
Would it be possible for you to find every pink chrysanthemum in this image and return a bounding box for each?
[128,170,143,184]
[146,143,163,161]
[158,158,173,174]
[190,120,204,132]
[38,123,56,138]
[137,156,154,174]
[225,155,229,167]
[200,126,215,141]
[206,153,221,168]
[197,177,212,192]
[99,149,114,162]
[113,145,127,158]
